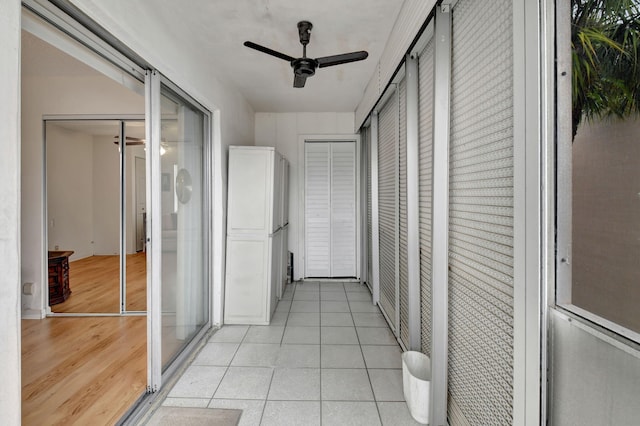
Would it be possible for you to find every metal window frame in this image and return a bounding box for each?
[405,53,422,352]
[360,127,369,286]
[146,70,162,392]
[394,85,401,335]
[430,3,453,425]
[553,0,640,352]
[22,0,147,81]
[371,113,381,305]
[512,0,547,423]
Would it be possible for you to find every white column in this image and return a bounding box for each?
[431,3,453,425]
[512,0,547,423]
[0,0,22,423]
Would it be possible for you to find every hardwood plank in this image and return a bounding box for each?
[52,253,146,313]
[22,317,146,425]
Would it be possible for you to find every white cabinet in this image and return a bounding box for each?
[224,146,288,325]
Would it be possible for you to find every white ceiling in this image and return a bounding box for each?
[199,0,404,112]
[71,0,405,113]
[24,1,405,113]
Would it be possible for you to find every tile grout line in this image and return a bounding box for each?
[353,282,385,425]
[210,333,245,406]
[259,280,295,425]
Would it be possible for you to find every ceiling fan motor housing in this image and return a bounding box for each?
[292,57,317,77]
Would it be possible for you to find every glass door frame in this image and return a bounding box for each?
[146,70,213,391]
[24,0,214,396]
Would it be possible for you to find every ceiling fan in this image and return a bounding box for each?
[244,21,368,88]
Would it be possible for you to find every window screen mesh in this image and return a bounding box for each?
[448,0,514,424]
[378,92,399,329]
[418,38,435,358]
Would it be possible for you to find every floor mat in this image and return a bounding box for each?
[145,406,242,426]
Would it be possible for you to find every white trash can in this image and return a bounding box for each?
[402,351,431,424]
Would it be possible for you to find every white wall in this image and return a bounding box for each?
[0,0,22,422]
[255,112,355,280]
[46,125,94,260]
[22,73,144,315]
[92,135,121,255]
[46,128,141,260]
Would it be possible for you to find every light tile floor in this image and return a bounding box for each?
[162,281,423,426]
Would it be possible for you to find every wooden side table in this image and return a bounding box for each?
[48,250,73,305]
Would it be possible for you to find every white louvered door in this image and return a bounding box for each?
[305,142,357,278]
[305,143,331,277]
[378,93,398,330]
[330,143,357,276]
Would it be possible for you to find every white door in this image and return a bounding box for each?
[305,141,357,277]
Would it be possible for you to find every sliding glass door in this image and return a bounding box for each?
[147,72,211,389]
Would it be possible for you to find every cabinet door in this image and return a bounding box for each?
[224,236,270,324]
[227,148,273,234]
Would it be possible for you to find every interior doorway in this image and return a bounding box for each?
[45,119,147,314]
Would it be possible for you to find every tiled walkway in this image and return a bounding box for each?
[161,281,422,425]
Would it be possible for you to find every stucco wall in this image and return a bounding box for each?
[0,0,22,422]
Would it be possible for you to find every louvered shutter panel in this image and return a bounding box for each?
[398,78,409,347]
[378,92,398,329]
[330,142,357,277]
[305,143,331,277]
[418,38,435,358]
[448,0,514,424]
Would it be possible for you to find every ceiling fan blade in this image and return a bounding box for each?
[316,51,369,68]
[244,41,295,62]
[293,74,307,88]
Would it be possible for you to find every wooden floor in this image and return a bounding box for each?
[53,252,146,313]
[22,316,147,425]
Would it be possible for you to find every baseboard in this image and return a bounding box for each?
[22,308,46,320]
